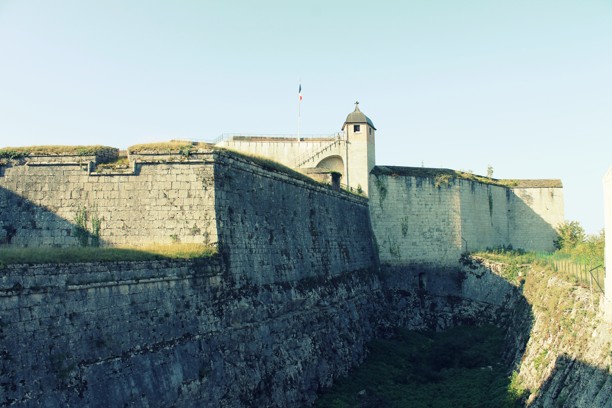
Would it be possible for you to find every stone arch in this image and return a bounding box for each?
[316,155,344,174]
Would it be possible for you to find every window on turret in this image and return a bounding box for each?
[353,124,361,132]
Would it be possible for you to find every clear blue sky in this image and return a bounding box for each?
[1,0,611,233]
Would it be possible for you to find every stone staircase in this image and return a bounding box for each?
[294,138,343,168]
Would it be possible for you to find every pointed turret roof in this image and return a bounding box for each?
[342,101,376,130]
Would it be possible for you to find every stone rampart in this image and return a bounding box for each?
[212,151,375,285]
[0,148,577,406]
[0,153,217,247]
[369,166,563,269]
[0,149,382,407]
[0,148,371,259]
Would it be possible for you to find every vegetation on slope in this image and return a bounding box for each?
[474,226,610,405]
[317,221,608,407]
[480,222,605,291]
[315,325,523,408]
[0,244,216,266]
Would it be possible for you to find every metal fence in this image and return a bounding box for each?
[534,252,605,296]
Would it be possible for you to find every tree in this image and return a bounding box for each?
[554,221,586,250]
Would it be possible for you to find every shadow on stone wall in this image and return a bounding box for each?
[507,190,560,252]
[531,354,612,407]
[0,186,102,247]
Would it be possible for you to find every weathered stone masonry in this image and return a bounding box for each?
[0,149,384,407]
[0,148,572,407]
[0,152,217,247]
[369,166,564,269]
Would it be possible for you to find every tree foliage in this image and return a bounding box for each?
[554,221,586,250]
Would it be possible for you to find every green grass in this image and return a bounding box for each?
[475,244,605,293]
[95,157,130,171]
[0,243,217,265]
[315,325,524,408]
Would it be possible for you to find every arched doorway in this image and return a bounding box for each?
[316,155,344,175]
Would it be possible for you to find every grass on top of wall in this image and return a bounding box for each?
[0,244,217,266]
[0,145,117,159]
[128,140,211,155]
[372,166,562,189]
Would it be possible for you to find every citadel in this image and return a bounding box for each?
[0,104,610,406]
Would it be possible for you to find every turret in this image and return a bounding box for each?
[341,101,376,194]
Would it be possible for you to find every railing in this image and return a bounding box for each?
[534,253,606,296]
[340,183,366,197]
[211,132,341,145]
[293,137,344,168]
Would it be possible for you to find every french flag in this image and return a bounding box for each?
[299,84,302,101]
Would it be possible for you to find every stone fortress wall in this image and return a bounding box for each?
[0,150,218,248]
[369,166,564,269]
[6,141,607,408]
[0,147,383,407]
[0,103,579,406]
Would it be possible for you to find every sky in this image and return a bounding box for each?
[0,0,611,233]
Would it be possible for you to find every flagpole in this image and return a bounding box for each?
[297,83,301,142]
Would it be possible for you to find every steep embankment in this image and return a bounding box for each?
[315,256,611,407]
[477,256,612,407]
